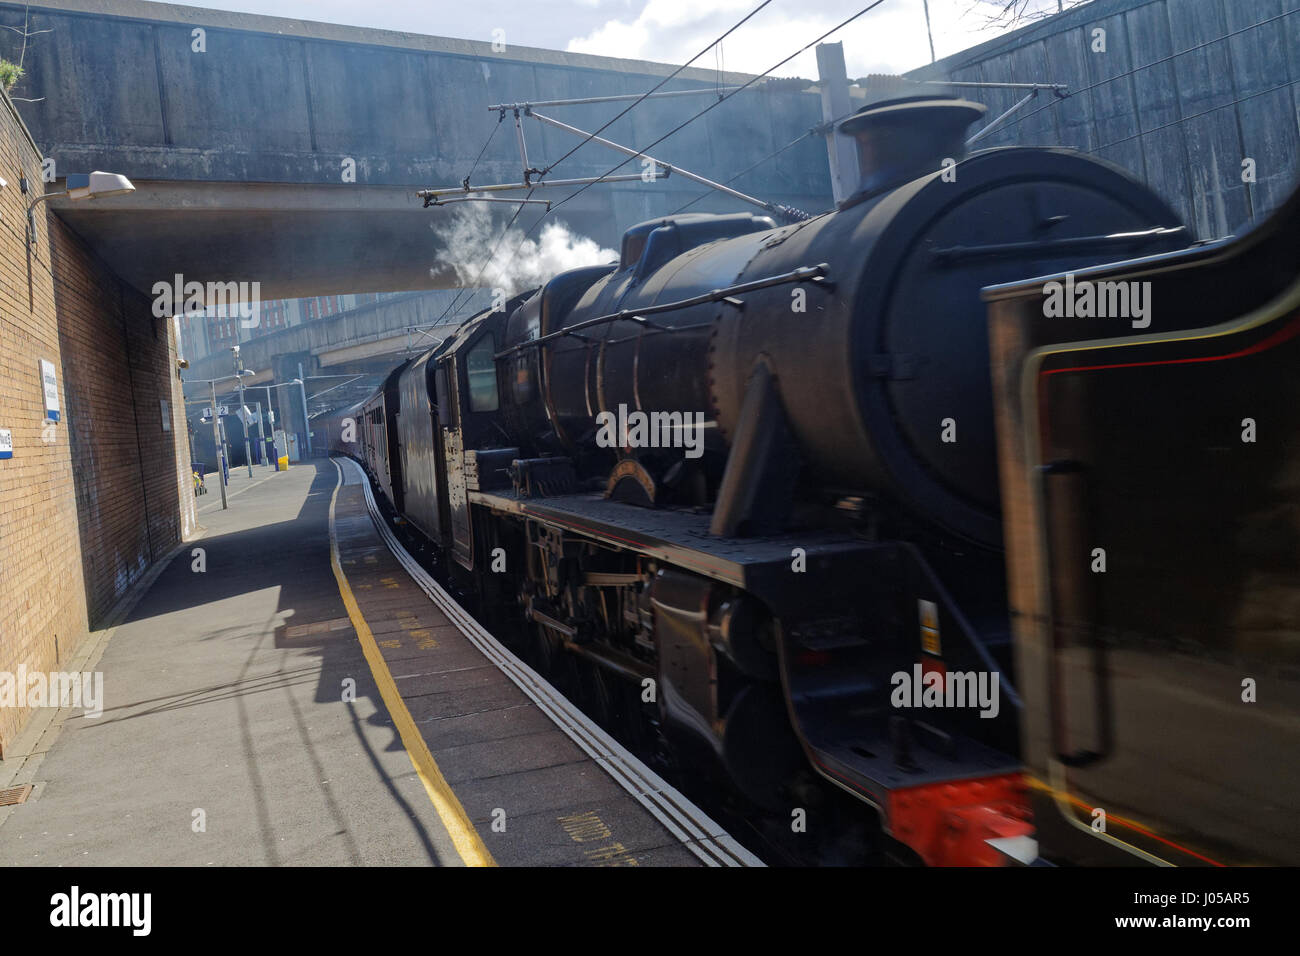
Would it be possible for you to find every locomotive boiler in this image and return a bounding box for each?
[496,96,1185,546]
[328,95,1192,865]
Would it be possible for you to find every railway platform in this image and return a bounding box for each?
[0,460,757,867]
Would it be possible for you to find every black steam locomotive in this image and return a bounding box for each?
[326,95,1300,866]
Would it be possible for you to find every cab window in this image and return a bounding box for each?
[466,338,499,413]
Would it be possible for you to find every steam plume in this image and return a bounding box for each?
[431,201,617,298]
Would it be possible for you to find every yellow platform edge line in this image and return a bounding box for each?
[327,461,497,867]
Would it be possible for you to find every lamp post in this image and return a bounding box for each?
[232,346,254,478]
[185,370,256,510]
[207,380,228,511]
[262,385,274,464]
[252,399,269,468]
[297,363,313,457]
[263,384,279,466]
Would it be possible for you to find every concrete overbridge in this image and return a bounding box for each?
[0,0,835,300]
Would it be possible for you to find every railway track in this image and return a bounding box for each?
[335,456,763,867]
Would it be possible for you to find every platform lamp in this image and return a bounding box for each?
[26,171,136,245]
[297,375,312,457]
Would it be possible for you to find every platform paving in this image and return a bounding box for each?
[0,460,703,866]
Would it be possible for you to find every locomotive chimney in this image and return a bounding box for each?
[836,95,986,199]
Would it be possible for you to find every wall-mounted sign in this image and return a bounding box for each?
[0,428,12,459]
[160,399,171,432]
[39,359,59,422]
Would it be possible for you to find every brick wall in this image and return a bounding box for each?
[0,90,84,755]
[49,218,195,622]
[0,89,195,756]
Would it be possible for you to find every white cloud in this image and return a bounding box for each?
[567,0,1033,78]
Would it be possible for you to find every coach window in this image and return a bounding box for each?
[466,339,500,413]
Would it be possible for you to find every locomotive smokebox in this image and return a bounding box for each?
[838,96,986,196]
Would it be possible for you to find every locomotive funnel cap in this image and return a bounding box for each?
[837,95,986,198]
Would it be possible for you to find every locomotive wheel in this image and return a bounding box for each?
[721,683,806,813]
[578,660,617,729]
[535,626,581,698]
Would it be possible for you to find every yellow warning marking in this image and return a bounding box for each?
[584,842,639,866]
[558,810,637,864]
[558,810,612,844]
[396,612,438,649]
[379,639,402,649]
[284,617,352,639]
[328,466,496,867]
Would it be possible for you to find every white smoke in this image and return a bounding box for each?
[431,201,617,298]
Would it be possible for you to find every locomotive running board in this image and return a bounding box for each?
[470,485,1028,860]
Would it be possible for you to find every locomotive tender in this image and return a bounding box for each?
[327,96,1210,865]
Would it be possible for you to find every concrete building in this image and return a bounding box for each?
[179,292,399,363]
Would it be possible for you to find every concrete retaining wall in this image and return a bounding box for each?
[907,0,1300,238]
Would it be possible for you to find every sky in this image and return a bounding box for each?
[161,0,1075,78]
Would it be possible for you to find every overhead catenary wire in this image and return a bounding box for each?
[672,7,1300,217]
[668,103,864,216]
[1089,77,1300,154]
[989,6,1300,142]
[534,0,776,181]
[462,111,505,190]
[435,1,890,329]
[728,16,1292,209]
[537,0,890,223]
[433,2,1297,336]
[430,2,799,331]
[419,116,517,337]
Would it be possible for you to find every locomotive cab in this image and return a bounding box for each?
[429,303,525,570]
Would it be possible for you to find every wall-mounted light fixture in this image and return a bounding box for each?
[27,171,135,245]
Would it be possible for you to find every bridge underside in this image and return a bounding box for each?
[53,181,442,299]
[8,1,833,301]
[53,177,828,300]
